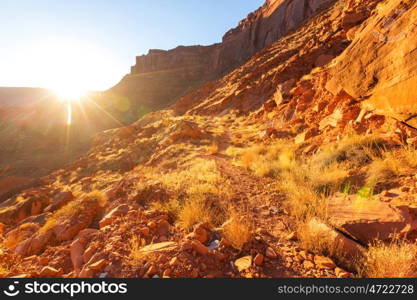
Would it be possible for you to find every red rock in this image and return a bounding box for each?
[0,223,5,236]
[44,191,74,213]
[89,259,107,271]
[315,54,334,67]
[265,247,277,259]
[191,240,209,255]
[235,256,252,272]
[254,253,264,266]
[139,227,150,236]
[39,266,62,277]
[314,256,336,269]
[306,218,364,259]
[327,194,416,244]
[71,239,85,274]
[99,204,129,228]
[0,177,36,203]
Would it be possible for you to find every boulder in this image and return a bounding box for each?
[0,177,38,203]
[306,218,364,259]
[331,0,417,128]
[0,191,50,225]
[99,204,129,228]
[139,242,178,254]
[327,194,417,244]
[44,191,75,213]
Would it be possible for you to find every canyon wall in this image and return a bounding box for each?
[329,0,417,128]
[107,0,336,120]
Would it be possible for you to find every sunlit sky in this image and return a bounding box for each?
[0,0,264,92]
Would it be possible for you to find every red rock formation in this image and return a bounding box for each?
[108,0,336,112]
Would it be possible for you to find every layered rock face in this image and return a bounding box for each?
[108,0,336,116]
[330,0,417,127]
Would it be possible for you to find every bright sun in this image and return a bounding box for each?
[16,37,123,100]
[52,86,88,102]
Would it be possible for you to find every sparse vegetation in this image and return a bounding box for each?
[128,235,147,265]
[361,238,417,278]
[222,211,253,251]
[142,159,230,231]
[40,190,107,234]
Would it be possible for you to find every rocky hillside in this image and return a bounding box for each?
[1,0,417,279]
[107,0,335,118]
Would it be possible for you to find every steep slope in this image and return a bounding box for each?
[107,0,336,119]
[1,0,417,279]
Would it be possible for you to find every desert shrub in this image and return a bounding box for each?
[128,235,147,265]
[40,190,107,234]
[144,159,230,230]
[361,238,417,278]
[222,211,253,251]
[312,133,385,169]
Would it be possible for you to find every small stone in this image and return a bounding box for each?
[191,240,209,255]
[286,232,298,241]
[303,260,315,270]
[208,240,220,251]
[314,256,336,270]
[265,247,277,259]
[169,257,179,266]
[235,256,253,272]
[139,227,150,236]
[38,257,49,265]
[146,265,157,277]
[254,253,264,266]
[40,266,62,277]
[89,259,107,271]
[147,221,157,229]
[163,269,171,278]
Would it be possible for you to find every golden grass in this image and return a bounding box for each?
[206,143,219,155]
[222,211,253,251]
[128,235,147,265]
[177,198,215,231]
[312,132,385,169]
[142,159,230,231]
[361,238,417,278]
[40,190,107,234]
[366,146,417,187]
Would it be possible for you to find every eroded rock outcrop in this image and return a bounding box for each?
[109,0,336,113]
[330,0,417,127]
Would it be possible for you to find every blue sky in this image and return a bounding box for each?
[0,0,264,91]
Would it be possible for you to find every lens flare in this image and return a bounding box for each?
[66,102,72,125]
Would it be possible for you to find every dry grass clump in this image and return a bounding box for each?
[361,238,417,278]
[144,159,231,231]
[221,211,253,251]
[178,197,217,231]
[40,190,107,234]
[312,133,385,169]
[234,142,295,178]
[128,235,147,265]
[366,146,417,188]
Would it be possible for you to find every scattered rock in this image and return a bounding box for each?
[235,256,252,272]
[99,204,129,228]
[265,247,277,259]
[40,266,62,277]
[89,259,107,271]
[314,256,337,270]
[254,253,264,266]
[191,240,209,255]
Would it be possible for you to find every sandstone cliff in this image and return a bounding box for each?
[107,0,336,120]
